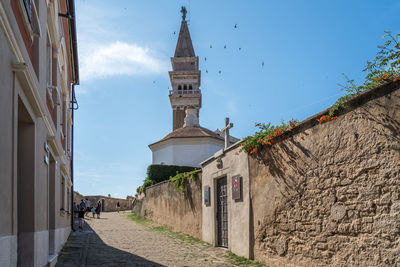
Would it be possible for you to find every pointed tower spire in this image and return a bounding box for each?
[174,7,195,58]
[169,7,202,130]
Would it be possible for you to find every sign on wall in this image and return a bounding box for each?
[232,175,242,200]
[204,185,210,206]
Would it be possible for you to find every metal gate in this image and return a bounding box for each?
[217,177,228,247]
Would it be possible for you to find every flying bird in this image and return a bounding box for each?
[234,24,238,28]
[173,31,176,35]
[210,45,212,48]
[261,61,264,67]
[224,45,226,49]
[219,70,221,74]
[204,57,207,61]
[239,47,241,51]
[206,70,208,73]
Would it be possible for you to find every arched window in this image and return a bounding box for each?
[189,85,193,90]
[178,85,182,90]
[183,85,187,90]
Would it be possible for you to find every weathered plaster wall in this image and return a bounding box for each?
[133,173,202,239]
[201,145,252,259]
[250,84,400,266]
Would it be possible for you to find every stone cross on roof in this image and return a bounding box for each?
[221,117,234,149]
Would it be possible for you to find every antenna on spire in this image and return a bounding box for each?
[180,6,187,21]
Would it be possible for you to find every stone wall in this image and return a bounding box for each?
[74,192,134,212]
[133,173,202,239]
[250,83,400,266]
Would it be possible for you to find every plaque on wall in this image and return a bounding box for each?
[232,175,242,200]
[204,185,210,206]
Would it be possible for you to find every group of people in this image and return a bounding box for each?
[74,198,122,229]
[74,198,102,229]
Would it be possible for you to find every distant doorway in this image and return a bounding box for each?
[216,177,228,248]
[17,98,35,266]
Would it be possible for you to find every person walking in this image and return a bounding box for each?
[116,202,120,213]
[91,206,96,218]
[85,198,91,217]
[78,207,85,229]
[79,199,85,210]
[95,201,102,219]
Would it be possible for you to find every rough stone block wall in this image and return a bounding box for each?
[133,174,202,239]
[250,85,400,266]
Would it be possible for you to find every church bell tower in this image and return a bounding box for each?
[169,6,202,130]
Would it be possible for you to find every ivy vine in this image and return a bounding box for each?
[170,170,199,192]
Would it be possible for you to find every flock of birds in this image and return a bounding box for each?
[170,23,265,78]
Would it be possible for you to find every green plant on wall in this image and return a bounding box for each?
[328,31,399,118]
[138,164,198,194]
[242,31,399,155]
[170,170,198,192]
[240,120,297,154]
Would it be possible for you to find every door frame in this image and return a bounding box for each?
[215,176,228,248]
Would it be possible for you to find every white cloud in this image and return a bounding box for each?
[79,41,168,81]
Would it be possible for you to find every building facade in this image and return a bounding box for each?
[149,9,238,167]
[0,0,78,266]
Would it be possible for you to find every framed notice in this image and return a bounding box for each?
[204,186,210,206]
[232,175,242,200]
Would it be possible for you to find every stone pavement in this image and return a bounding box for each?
[56,212,243,267]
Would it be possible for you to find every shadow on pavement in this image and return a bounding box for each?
[56,218,165,267]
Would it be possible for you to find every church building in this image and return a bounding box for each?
[149,8,238,167]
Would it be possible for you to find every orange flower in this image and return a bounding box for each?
[331,116,338,120]
[249,148,258,154]
[255,123,261,127]
[394,78,398,82]
[382,74,387,79]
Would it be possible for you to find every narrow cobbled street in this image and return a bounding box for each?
[56,212,246,267]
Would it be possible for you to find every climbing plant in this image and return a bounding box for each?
[327,31,400,118]
[242,31,399,154]
[170,170,198,193]
[240,120,298,154]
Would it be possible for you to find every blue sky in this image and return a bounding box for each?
[73,0,400,198]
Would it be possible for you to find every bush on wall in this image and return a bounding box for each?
[139,164,198,193]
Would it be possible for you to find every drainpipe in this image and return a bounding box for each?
[68,0,79,231]
[70,83,78,231]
